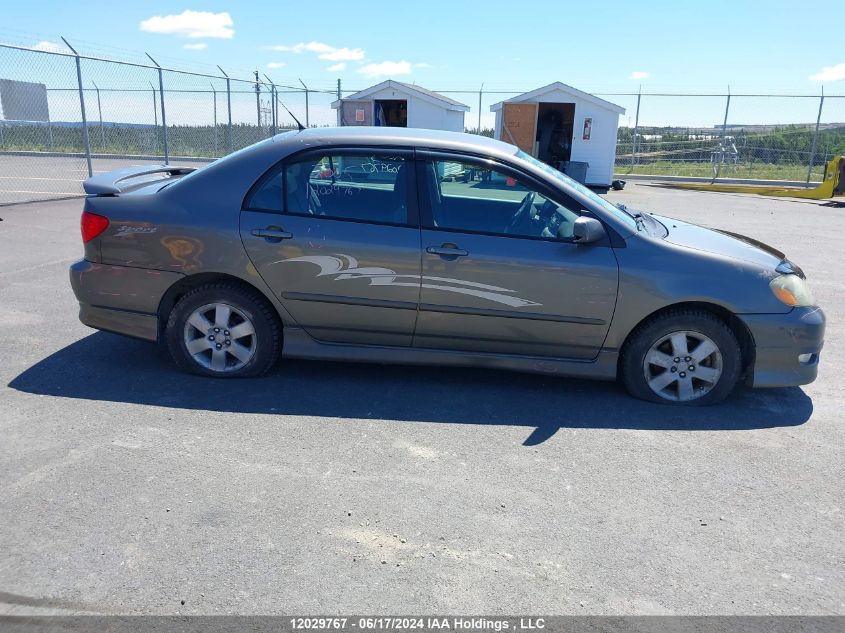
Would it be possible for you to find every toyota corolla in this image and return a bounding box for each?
[69,127,824,404]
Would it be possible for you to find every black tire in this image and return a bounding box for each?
[165,282,281,377]
[620,309,741,405]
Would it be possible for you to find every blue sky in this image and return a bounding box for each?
[2,0,844,127]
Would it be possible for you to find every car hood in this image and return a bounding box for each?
[651,213,784,269]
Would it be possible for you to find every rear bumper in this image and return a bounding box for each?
[69,260,183,342]
[739,306,826,388]
[77,303,159,342]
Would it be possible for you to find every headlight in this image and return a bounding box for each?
[770,274,814,307]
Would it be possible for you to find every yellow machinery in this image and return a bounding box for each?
[662,156,845,200]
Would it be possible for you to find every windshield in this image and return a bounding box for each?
[515,150,638,231]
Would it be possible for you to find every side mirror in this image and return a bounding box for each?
[572,216,606,244]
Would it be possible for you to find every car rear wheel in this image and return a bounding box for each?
[165,283,281,377]
[621,309,741,405]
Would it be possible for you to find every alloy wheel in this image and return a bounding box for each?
[182,302,257,373]
[642,330,723,402]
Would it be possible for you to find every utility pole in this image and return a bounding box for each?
[254,70,262,129]
[263,75,278,135]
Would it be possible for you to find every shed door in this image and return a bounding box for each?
[501,103,538,154]
[340,100,373,126]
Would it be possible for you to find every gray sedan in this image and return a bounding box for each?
[69,127,824,404]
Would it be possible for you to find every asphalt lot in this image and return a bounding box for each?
[0,183,842,615]
[0,155,212,205]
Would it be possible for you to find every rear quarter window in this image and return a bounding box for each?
[247,171,283,212]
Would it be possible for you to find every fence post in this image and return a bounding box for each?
[47,111,54,151]
[146,54,169,164]
[299,79,310,128]
[714,87,731,182]
[92,81,104,147]
[218,66,233,154]
[149,82,158,128]
[477,83,483,133]
[61,37,93,177]
[631,85,641,168]
[806,89,824,185]
[276,91,282,128]
[211,83,218,156]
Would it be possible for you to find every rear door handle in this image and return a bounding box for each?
[426,245,468,258]
[251,227,293,241]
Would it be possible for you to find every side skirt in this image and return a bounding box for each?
[281,327,619,380]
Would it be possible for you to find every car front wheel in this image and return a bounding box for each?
[165,283,281,377]
[621,309,742,405]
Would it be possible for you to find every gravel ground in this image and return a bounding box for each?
[0,183,842,615]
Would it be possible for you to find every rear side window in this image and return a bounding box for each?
[285,152,412,225]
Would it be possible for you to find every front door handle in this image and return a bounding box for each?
[426,244,468,258]
[251,227,293,242]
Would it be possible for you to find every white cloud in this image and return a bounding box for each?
[140,10,234,39]
[183,43,207,50]
[327,62,346,72]
[809,63,845,82]
[267,62,286,69]
[357,60,412,78]
[319,47,364,61]
[268,41,332,53]
[628,71,649,80]
[267,41,365,61]
[32,40,71,54]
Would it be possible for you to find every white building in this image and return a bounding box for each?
[490,82,625,188]
[331,80,469,132]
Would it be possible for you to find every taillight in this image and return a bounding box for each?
[81,211,109,243]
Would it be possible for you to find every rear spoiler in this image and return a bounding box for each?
[83,165,196,195]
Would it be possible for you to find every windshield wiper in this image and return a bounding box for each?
[633,213,646,231]
[616,203,641,225]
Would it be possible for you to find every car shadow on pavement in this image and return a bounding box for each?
[9,332,814,445]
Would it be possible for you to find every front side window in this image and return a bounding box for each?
[285,152,411,225]
[424,159,583,240]
[516,149,638,231]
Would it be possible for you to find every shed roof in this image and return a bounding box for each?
[490,81,625,115]
[331,80,470,112]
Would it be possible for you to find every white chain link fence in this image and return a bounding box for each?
[1,42,843,204]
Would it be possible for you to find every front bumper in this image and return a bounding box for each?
[69,260,183,342]
[739,306,826,388]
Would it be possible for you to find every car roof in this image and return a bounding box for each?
[271,126,519,161]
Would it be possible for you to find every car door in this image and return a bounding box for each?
[240,147,421,347]
[413,152,619,360]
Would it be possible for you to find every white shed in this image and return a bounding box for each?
[331,80,469,132]
[490,82,625,189]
